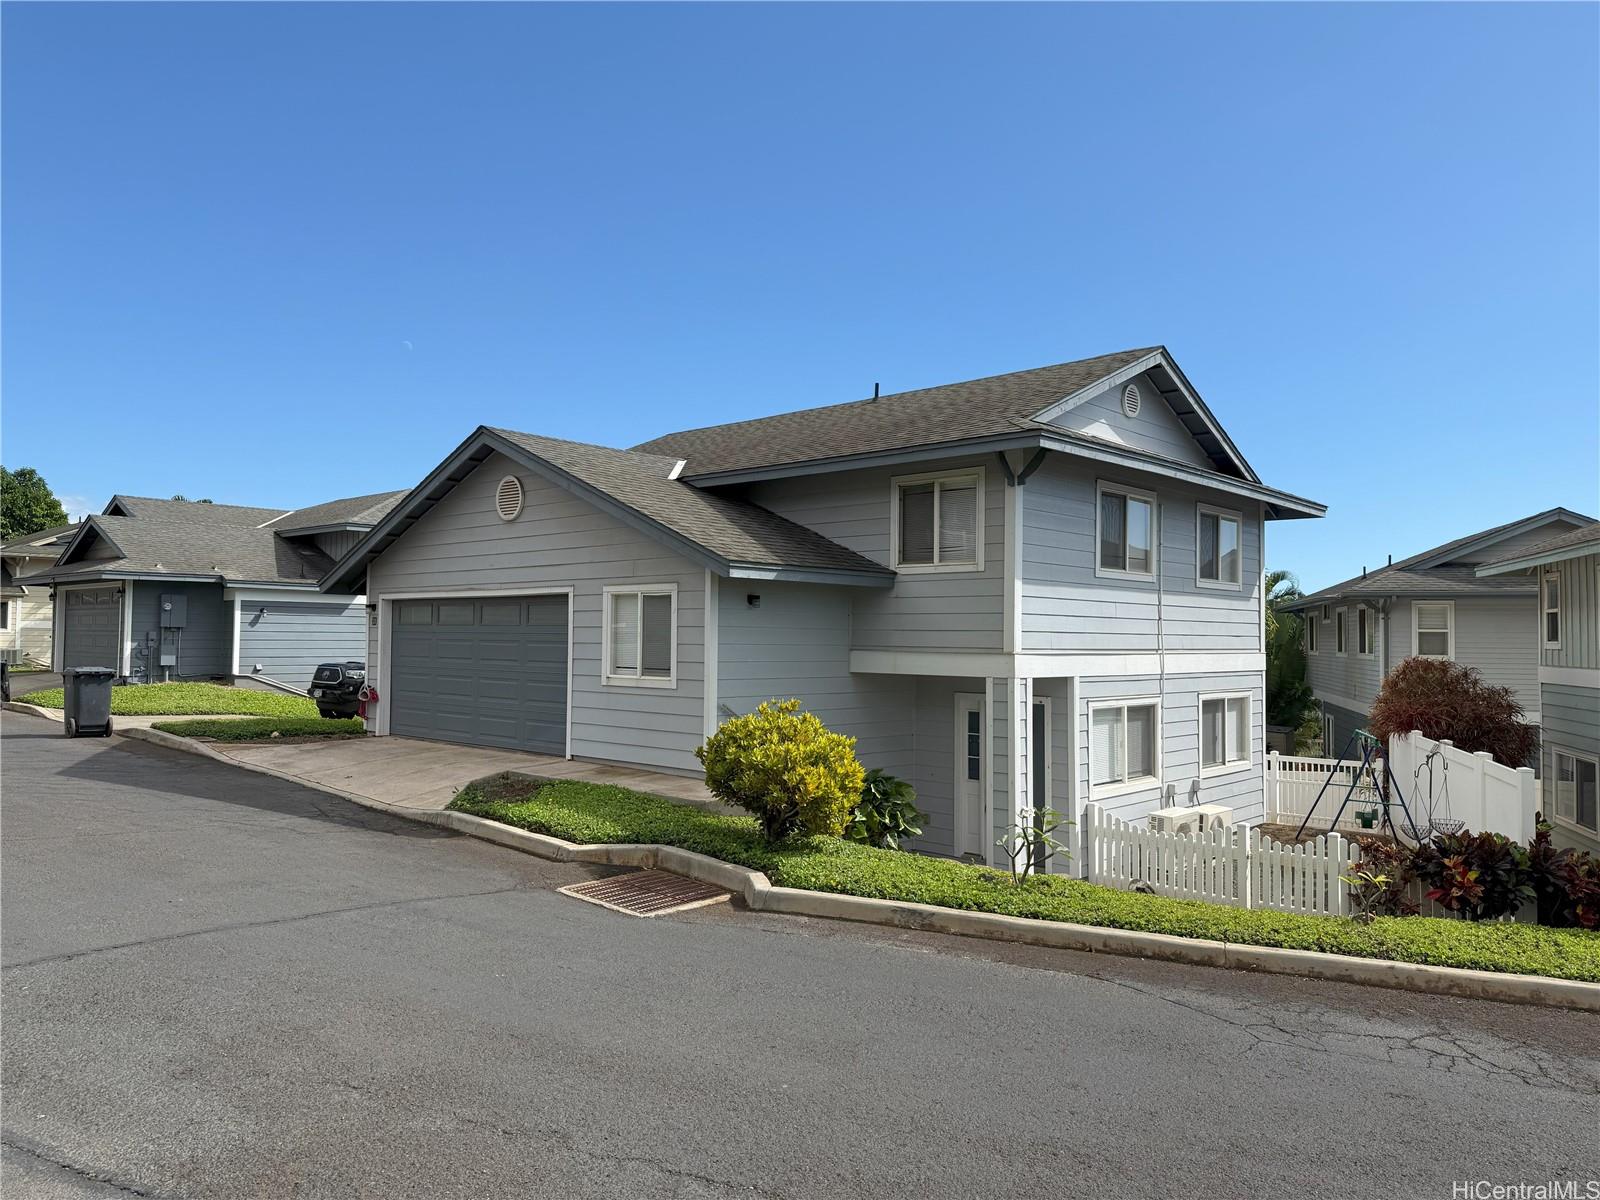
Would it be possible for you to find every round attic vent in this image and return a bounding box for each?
[495,475,524,522]
[1122,383,1141,417]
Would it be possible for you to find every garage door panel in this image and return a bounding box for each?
[389,595,568,755]
[62,587,122,671]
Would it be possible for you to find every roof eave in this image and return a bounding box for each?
[1477,542,1600,576]
[726,563,896,588]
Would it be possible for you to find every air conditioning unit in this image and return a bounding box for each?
[1191,804,1233,831]
[1149,806,1201,835]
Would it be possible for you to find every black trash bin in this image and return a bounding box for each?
[62,666,116,738]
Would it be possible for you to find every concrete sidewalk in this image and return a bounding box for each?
[216,734,717,812]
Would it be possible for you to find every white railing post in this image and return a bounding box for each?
[1472,751,1493,835]
[1265,750,1280,821]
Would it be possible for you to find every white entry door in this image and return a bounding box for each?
[953,693,986,859]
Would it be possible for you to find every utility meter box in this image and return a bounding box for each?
[158,594,187,628]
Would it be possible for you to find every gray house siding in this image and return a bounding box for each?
[238,600,367,691]
[1319,699,1370,760]
[1385,597,1540,718]
[1306,601,1383,714]
[1545,552,1598,671]
[1021,457,1263,653]
[1041,368,1215,471]
[743,454,1006,653]
[365,451,707,774]
[1542,685,1600,855]
[1076,670,1266,825]
[312,530,365,561]
[128,581,230,681]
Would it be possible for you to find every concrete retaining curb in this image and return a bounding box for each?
[52,718,1600,1012]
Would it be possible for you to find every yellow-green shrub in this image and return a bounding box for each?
[696,699,865,841]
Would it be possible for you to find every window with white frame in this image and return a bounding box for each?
[1335,608,1347,656]
[604,586,676,686]
[1089,699,1160,791]
[1552,750,1598,834]
[1097,483,1155,577]
[1305,609,1319,654]
[1412,601,1454,659]
[1357,606,1374,656]
[892,470,982,570]
[1543,572,1561,648]
[1200,694,1250,773]
[0,600,9,630]
[1196,506,1241,587]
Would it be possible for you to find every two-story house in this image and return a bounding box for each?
[1477,524,1600,854]
[321,347,1325,864]
[1288,508,1595,758]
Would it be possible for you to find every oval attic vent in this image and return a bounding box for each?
[1122,383,1141,417]
[495,475,524,521]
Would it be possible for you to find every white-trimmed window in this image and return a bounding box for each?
[1088,698,1161,793]
[1096,483,1156,578]
[603,585,676,687]
[1196,505,1241,588]
[1200,694,1251,774]
[1305,609,1319,654]
[1335,608,1347,656]
[1412,600,1454,660]
[1552,749,1598,834]
[1321,710,1336,757]
[0,600,9,630]
[891,469,983,571]
[1357,606,1374,656]
[1543,571,1561,649]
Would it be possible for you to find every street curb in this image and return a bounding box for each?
[97,722,1600,1012]
[4,701,61,721]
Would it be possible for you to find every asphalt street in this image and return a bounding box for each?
[2,709,1597,1199]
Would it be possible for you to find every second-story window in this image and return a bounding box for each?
[892,469,983,570]
[1413,601,1454,659]
[1196,505,1241,587]
[1097,483,1155,577]
[1335,608,1347,656]
[1357,606,1374,656]
[1544,572,1561,648]
[1305,610,1319,654]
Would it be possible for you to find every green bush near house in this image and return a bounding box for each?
[151,716,364,741]
[447,773,1600,983]
[24,682,318,718]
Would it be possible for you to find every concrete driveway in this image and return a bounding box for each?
[3,708,1597,1199]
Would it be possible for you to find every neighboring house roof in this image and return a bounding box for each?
[323,427,896,594]
[265,490,409,534]
[1287,508,1597,608]
[1,521,83,557]
[631,346,1268,487]
[1476,522,1600,576]
[28,491,403,588]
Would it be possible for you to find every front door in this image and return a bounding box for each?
[953,693,986,860]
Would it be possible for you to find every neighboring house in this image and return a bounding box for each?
[1477,524,1600,854]
[25,492,405,691]
[1,522,81,666]
[1287,508,1595,757]
[322,347,1324,865]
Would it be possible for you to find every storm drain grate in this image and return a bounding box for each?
[558,870,731,917]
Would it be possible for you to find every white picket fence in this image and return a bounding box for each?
[1080,803,1355,917]
[1263,752,1381,834]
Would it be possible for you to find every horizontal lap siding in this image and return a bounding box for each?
[1076,671,1265,825]
[1021,457,1262,653]
[1384,597,1541,718]
[1306,603,1382,712]
[238,601,367,691]
[745,455,1005,654]
[1546,553,1598,671]
[129,582,230,680]
[368,451,706,774]
[1044,371,1217,470]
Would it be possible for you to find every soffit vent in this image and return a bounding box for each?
[495,475,524,522]
[1122,383,1141,417]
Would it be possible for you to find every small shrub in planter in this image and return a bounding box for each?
[696,699,865,842]
[1410,830,1533,921]
[845,769,926,851]
[1348,837,1418,917]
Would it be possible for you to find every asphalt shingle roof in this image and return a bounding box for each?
[631,348,1161,477]
[1478,522,1600,570]
[271,491,409,531]
[490,429,891,576]
[1,521,81,556]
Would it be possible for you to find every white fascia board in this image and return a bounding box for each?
[849,649,1266,677]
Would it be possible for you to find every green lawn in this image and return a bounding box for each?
[448,773,1600,983]
[151,716,364,741]
[24,682,318,718]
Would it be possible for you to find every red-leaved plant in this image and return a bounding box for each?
[1367,658,1539,769]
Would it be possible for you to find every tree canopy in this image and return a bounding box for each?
[1,466,71,541]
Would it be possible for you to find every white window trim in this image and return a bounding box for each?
[1194,503,1243,591]
[888,467,985,574]
[1411,599,1456,661]
[1334,607,1347,657]
[601,583,678,689]
[1543,570,1562,651]
[1093,481,1158,582]
[1198,691,1253,778]
[1086,696,1162,799]
[1305,609,1319,654]
[1356,605,1375,657]
[1322,710,1336,757]
[1551,747,1599,836]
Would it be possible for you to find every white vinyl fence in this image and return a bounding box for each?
[1080,803,1355,917]
[1386,731,1537,843]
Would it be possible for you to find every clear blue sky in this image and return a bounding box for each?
[3,3,1596,590]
